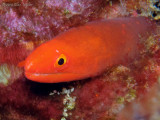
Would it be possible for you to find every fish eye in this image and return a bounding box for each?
[58,58,64,65]
[55,54,67,67]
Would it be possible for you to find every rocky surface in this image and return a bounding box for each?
[0,0,160,120]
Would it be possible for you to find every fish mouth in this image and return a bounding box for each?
[25,72,85,83]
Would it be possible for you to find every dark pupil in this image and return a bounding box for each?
[58,58,64,65]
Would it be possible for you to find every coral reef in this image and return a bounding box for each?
[118,83,160,120]
[0,0,159,120]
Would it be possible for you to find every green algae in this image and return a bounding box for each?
[63,9,70,15]
[0,64,23,86]
[0,64,11,85]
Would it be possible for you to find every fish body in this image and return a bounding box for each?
[23,17,155,83]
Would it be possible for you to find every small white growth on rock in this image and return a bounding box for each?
[49,90,61,96]
[63,93,76,110]
[49,87,76,120]
[61,117,66,120]
[62,87,76,119]
[63,108,68,117]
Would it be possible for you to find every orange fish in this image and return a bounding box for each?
[20,17,155,83]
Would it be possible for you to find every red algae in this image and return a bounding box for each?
[0,80,64,120]
[0,0,160,120]
[0,45,28,64]
[0,0,105,47]
[118,84,160,120]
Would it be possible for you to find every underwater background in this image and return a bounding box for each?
[0,0,160,120]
